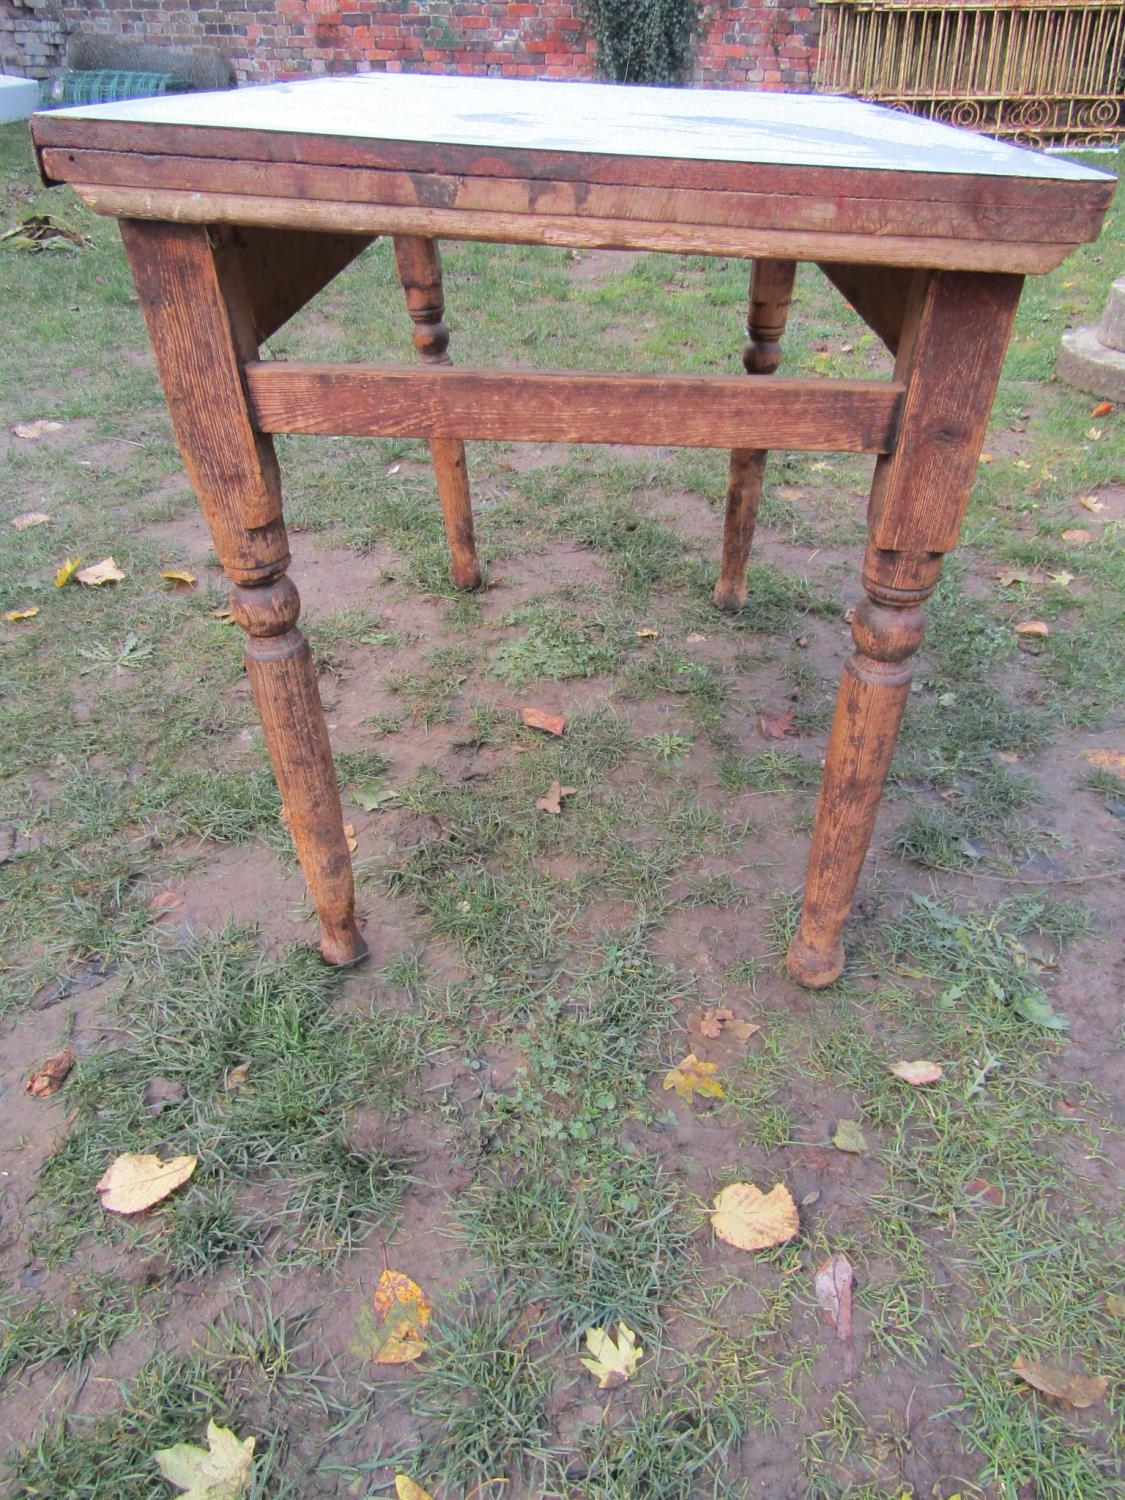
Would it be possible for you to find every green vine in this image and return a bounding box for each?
[580,0,700,85]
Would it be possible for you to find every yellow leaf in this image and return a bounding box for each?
[1061,529,1092,545]
[96,1152,197,1214]
[353,1268,432,1365]
[978,452,993,464]
[1085,748,1125,779]
[13,419,63,440]
[635,627,660,639]
[11,510,51,530]
[1048,571,1074,588]
[663,1052,725,1102]
[890,1059,943,1085]
[224,1062,251,1092]
[1012,1356,1107,1408]
[1078,494,1105,513]
[1012,459,1031,470]
[76,556,125,587]
[832,1119,867,1153]
[54,556,81,587]
[580,1320,643,1388]
[343,822,358,853]
[210,608,236,624]
[161,569,197,588]
[1014,620,1049,638]
[711,1181,799,1251]
[4,607,39,622]
[153,1419,255,1498]
[395,1478,435,1500]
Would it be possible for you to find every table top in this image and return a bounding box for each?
[32,73,1114,273]
[35,72,1110,183]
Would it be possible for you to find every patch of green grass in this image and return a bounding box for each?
[0,1275,149,1388]
[491,593,626,685]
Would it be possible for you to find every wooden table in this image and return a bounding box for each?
[32,74,1113,986]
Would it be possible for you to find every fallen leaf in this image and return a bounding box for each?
[1012,458,1031,470]
[1085,748,1125,779]
[711,1181,799,1251]
[224,1062,251,1092]
[11,510,50,530]
[25,1048,75,1097]
[995,567,1045,587]
[143,1075,188,1114]
[978,452,993,463]
[395,1478,434,1500]
[161,569,197,588]
[1078,494,1105,513]
[831,1119,867,1154]
[54,556,81,587]
[76,557,125,587]
[96,1152,197,1214]
[1105,1292,1125,1318]
[13,419,63,440]
[520,706,565,736]
[635,627,660,640]
[153,1418,255,1499]
[890,1059,943,1085]
[966,1177,1003,1206]
[663,1052,725,1102]
[689,1008,759,1047]
[1061,529,1092,545]
[536,781,576,815]
[684,631,707,643]
[581,1321,643,1389]
[343,822,358,853]
[760,710,797,740]
[210,607,236,624]
[1087,427,1103,440]
[1090,401,1113,418]
[1014,620,1049,638]
[353,1268,432,1365]
[1012,1356,1107,1409]
[814,1252,854,1339]
[1049,571,1074,588]
[1011,988,1068,1031]
[4,607,39,622]
[148,889,183,918]
[696,1006,733,1039]
[353,782,395,811]
[386,462,402,475]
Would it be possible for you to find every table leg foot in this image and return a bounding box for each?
[786,933,844,989]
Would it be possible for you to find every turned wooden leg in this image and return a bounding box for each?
[714,257,797,612]
[787,268,1024,987]
[120,218,367,966]
[392,234,481,590]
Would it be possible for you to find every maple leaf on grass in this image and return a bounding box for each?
[711,1182,799,1251]
[663,1052,724,1102]
[581,1321,643,1389]
[153,1418,255,1499]
[691,1007,759,1044]
[352,1267,432,1365]
[536,781,576,815]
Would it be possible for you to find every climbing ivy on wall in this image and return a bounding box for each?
[580,0,700,84]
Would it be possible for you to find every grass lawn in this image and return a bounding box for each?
[0,120,1122,1499]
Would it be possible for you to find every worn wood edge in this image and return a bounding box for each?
[69,185,1077,273]
[243,361,905,453]
[41,147,1093,246]
[32,113,1117,215]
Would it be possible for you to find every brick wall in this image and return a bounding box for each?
[1,0,818,92]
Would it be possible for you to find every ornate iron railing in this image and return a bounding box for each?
[816,0,1124,146]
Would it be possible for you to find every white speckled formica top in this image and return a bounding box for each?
[42,71,1111,182]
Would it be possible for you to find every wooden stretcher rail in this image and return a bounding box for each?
[243,362,906,452]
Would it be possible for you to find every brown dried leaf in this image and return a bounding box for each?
[25,1047,75,1097]
[890,1059,943,1085]
[1061,529,1093,545]
[96,1152,197,1214]
[520,706,566,736]
[1105,1292,1125,1319]
[148,889,183,918]
[1012,1356,1107,1408]
[160,569,197,588]
[343,822,358,853]
[634,627,660,640]
[75,556,124,587]
[690,1007,760,1046]
[663,1053,725,1102]
[1084,748,1125,780]
[143,1075,188,1114]
[995,567,1047,587]
[225,1062,251,1092]
[759,710,797,740]
[535,781,576,815]
[1078,494,1106,513]
[696,1006,733,1039]
[1090,401,1114,418]
[712,1182,799,1251]
[814,1252,854,1339]
[11,510,50,530]
[1014,620,1049,638]
[966,1177,1004,1206]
